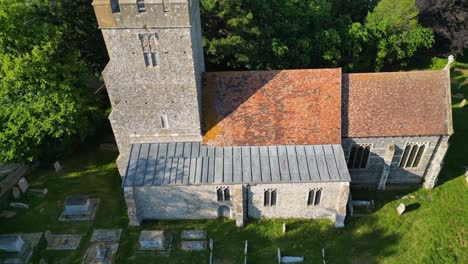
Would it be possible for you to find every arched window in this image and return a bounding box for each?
[307,189,315,206]
[270,190,277,206]
[263,189,277,207]
[314,189,322,206]
[399,143,427,168]
[264,190,270,206]
[347,144,372,169]
[217,188,223,202]
[224,188,230,201]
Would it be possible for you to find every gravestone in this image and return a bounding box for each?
[12,187,20,200]
[54,161,62,172]
[282,222,286,234]
[181,241,205,251]
[90,229,123,243]
[181,230,205,240]
[45,231,83,250]
[396,203,406,215]
[18,177,29,193]
[10,202,29,209]
[139,230,165,250]
[209,238,213,251]
[63,195,92,216]
[0,235,25,252]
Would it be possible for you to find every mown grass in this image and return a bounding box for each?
[1,63,467,263]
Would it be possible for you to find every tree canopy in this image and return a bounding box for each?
[0,0,101,163]
[416,0,468,56]
[201,0,436,72]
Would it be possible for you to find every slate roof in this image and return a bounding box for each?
[123,142,351,187]
[203,69,342,147]
[343,70,452,137]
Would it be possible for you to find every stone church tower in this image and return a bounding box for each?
[92,0,205,175]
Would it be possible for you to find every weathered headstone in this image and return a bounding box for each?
[396,203,406,215]
[63,195,91,215]
[0,235,25,252]
[12,186,21,200]
[10,202,29,209]
[460,99,467,108]
[18,177,29,193]
[181,230,206,240]
[54,161,62,172]
[90,229,123,243]
[139,230,165,250]
[181,241,205,251]
[45,231,83,250]
[282,222,286,234]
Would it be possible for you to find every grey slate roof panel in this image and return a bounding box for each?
[123,143,351,187]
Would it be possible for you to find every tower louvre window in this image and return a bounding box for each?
[139,34,158,67]
[347,144,372,169]
[110,0,120,13]
[399,143,427,168]
[137,0,146,13]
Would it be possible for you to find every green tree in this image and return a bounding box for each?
[201,0,349,70]
[347,0,434,71]
[0,0,98,163]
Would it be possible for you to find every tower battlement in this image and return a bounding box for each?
[92,0,193,28]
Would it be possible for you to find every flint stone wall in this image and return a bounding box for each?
[247,182,349,225]
[99,0,204,175]
[342,136,446,186]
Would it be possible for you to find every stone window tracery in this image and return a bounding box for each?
[399,143,427,168]
[347,144,372,169]
[216,186,230,202]
[139,33,158,67]
[307,188,322,206]
[263,188,277,207]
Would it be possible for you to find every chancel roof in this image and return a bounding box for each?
[343,70,452,137]
[202,69,342,146]
[123,142,351,187]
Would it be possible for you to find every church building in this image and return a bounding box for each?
[92,0,453,228]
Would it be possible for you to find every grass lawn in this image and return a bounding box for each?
[1,64,467,263]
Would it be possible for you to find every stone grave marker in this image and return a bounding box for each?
[81,243,119,264]
[12,186,20,200]
[18,177,29,193]
[0,233,42,264]
[139,230,165,250]
[282,222,286,234]
[90,229,123,243]
[0,235,25,252]
[54,161,62,172]
[60,195,99,221]
[209,238,213,251]
[181,230,206,240]
[396,203,406,215]
[45,231,83,250]
[181,241,205,251]
[10,202,29,209]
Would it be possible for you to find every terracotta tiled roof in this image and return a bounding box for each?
[342,70,451,138]
[202,69,342,146]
